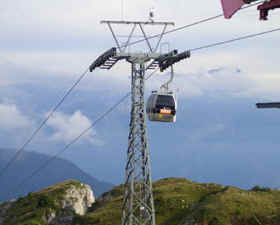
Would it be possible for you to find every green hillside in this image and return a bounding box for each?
[79,178,280,225]
[1,178,280,225]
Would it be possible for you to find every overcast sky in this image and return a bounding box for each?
[1,0,280,187]
[1,0,279,95]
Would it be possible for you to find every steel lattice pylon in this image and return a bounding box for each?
[94,20,175,225]
[122,62,155,225]
[89,19,191,225]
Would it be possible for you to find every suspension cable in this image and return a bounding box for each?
[12,23,280,191]
[0,0,265,180]
[6,0,275,192]
[0,68,89,179]
[123,1,266,48]
[13,68,159,192]
[190,27,280,52]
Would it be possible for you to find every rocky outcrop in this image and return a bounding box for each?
[0,200,15,225]
[49,182,95,225]
[61,183,95,215]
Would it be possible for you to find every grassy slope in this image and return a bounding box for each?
[2,178,280,225]
[77,178,280,225]
[191,186,280,225]
[78,178,224,225]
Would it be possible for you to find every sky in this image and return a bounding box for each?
[1,0,280,189]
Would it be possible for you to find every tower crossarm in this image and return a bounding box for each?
[100,20,175,53]
[256,102,280,109]
[146,50,178,70]
[89,47,127,71]
[158,50,191,72]
[101,20,175,26]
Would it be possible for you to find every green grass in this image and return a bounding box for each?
[185,186,280,225]
[2,178,280,225]
[73,178,224,225]
[73,178,280,225]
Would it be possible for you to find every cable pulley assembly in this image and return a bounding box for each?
[89,47,117,72]
[256,102,280,109]
[157,50,191,72]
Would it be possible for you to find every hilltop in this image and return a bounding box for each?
[78,178,280,225]
[1,178,280,225]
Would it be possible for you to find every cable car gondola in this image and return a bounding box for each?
[146,65,177,123]
[146,90,177,122]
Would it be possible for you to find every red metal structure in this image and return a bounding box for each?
[221,0,280,20]
[258,0,280,20]
[221,0,246,18]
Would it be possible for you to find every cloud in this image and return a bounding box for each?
[0,0,278,98]
[186,123,226,143]
[146,66,257,98]
[46,110,102,145]
[0,103,30,130]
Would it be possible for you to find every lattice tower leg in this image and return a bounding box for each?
[122,63,156,225]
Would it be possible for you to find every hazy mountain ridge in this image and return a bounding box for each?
[0,148,113,202]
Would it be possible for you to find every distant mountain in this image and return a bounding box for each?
[0,148,114,202]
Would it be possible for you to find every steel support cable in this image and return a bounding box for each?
[27,26,278,175]
[190,27,280,52]
[14,69,160,192]
[11,15,279,192]
[14,93,131,191]
[12,23,280,190]
[121,1,265,49]
[0,68,89,179]
[1,0,265,180]
[0,7,225,179]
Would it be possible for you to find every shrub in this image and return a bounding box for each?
[37,195,54,208]
[251,186,271,192]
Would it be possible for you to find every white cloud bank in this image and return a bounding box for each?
[0,0,278,98]
[46,110,102,145]
[0,103,30,130]
[147,66,257,98]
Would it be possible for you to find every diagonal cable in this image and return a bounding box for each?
[190,27,280,52]
[0,68,89,179]
[12,23,280,190]
[14,93,130,190]
[0,0,265,180]
[7,0,276,191]
[122,0,266,48]
[14,69,160,191]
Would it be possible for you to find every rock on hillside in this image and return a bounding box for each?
[0,180,95,225]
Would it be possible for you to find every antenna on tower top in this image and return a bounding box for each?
[121,0,125,20]
[149,7,155,22]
